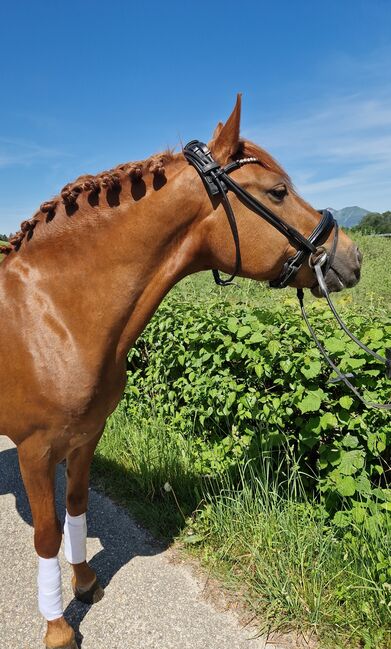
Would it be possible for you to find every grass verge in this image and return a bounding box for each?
[92,407,391,649]
[92,407,203,538]
[188,464,391,649]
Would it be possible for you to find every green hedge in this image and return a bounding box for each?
[123,296,391,525]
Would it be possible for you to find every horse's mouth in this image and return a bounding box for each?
[310,260,362,297]
[311,268,345,297]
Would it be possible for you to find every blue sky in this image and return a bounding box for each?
[0,0,390,234]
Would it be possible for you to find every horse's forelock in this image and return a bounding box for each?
[237,139,292,188]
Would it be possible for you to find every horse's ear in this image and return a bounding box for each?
[212,121,224,140]
[209,94,242,163]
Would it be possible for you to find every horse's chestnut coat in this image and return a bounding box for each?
[0,95,360,648]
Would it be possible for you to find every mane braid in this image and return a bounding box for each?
[0,141,292,257]
[1,151,174,256]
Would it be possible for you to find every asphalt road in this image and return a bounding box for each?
[0,435,289,649]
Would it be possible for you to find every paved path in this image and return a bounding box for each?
[0,436,288,649]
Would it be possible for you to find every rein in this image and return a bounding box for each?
[183,140,391,410]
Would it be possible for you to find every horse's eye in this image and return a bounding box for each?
[268,185,288,202]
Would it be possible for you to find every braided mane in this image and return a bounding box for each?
[1,151,174,256]
[0,138,292,257]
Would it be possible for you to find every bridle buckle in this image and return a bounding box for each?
[309,248,328,270]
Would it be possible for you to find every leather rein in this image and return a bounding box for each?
[183,140,391,410]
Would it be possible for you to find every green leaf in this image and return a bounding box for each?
[343,357,366,369]
[301,361,322,379]
[339,396,353,410]
[298,390,323,413]
[280,360,292,373]
[319,412,338,430]
[333,511,351,527]
[351,507,366,524]
[249,331,264,344]
[336,475,356,497]
[267,340,280,357]
[367,328,383,341]
[237,325,251,339]
[325,337,345,353]
[263,404,270,417]
[338,450,365,476]
[380,488,391,502]
[254,363,264,378]
[355,473,372,495]
[341,434,359,448]
[227,317,239,333]
[367,432,386,454]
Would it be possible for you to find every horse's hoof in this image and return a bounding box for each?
[73,577,104,604]
[46,641,79,649]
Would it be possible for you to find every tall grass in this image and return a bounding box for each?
[94,409,391,648]
[191,461,391,648]
[93,407,203,537]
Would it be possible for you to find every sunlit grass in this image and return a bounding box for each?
[93,409,391,648]
[189,461,391,648]
[92,407,203,538]
[170,234,391,313]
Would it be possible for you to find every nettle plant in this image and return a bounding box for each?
[124,296,391,525]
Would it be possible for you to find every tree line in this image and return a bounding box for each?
[352,210,391,234]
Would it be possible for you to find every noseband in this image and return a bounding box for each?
[184,140,391,410]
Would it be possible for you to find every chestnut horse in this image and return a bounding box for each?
[0,96,361,649]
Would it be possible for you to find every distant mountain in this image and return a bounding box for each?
[326,206,370,228]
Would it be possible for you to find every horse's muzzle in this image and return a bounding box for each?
[311,244,362,296]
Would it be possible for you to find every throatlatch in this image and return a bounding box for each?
[183,139,391,410]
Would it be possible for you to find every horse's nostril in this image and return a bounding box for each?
[350,246,362,283]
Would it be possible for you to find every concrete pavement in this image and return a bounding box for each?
[0,435,288,649]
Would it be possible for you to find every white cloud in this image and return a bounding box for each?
[245,92,391,211]
[0,137,64,168]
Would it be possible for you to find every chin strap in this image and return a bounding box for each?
[297,263,391,410]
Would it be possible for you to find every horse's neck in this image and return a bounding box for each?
[7,164,206,365]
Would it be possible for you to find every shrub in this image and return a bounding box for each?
[123,295,391,524]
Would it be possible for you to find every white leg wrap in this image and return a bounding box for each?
[37,556,63,621]
[63,510,87,565]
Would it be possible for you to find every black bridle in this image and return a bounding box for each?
[183,140,391,410]
[184,140,337,288]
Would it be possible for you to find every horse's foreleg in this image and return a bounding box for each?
[18,440,76,649]
[65,433,104,604]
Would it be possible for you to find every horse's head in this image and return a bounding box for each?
[197,95,361,296]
